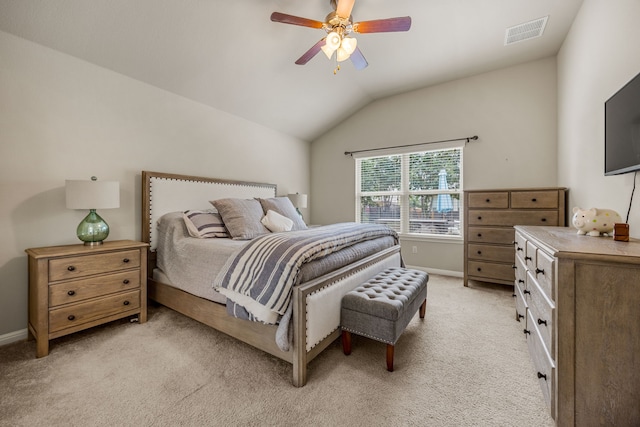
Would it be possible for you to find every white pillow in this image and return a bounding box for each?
[261,209,294,232]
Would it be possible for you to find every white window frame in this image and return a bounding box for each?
[354,142,464,241]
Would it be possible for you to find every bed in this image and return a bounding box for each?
[141,170,402,386]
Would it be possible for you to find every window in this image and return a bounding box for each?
[356,146,462,237]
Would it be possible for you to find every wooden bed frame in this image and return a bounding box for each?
[141,171,402,386]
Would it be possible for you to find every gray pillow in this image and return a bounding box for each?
[258,197,307,231]
[183,210,229,238]
[210,198,269,240]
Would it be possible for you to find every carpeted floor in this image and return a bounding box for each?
[0,275,553,426]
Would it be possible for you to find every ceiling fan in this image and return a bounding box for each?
[270,0,411,72]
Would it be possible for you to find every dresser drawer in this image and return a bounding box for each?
[467,260,515,282]
[511,191,559,209]
[514,272,527,323]
[526,273,554,352]
[525,241,538,270]
[467,192,509,209]
[468,244,515,263]
[49,270,140,307]
[468,227,515,244]
[526,310,554,410]
[468,210,559,227]
[514,255,527,288]
[49,250,141,282]
[533,249,554,298]
[49,289,140,333]
[515,233,528,263]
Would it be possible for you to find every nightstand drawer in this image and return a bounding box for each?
[49,249,141,281]
[49,289,140,333]
[49,270,140,307]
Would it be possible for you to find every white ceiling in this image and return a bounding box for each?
[0,0,584,141]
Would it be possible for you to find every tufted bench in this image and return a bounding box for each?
[341,267,428,372]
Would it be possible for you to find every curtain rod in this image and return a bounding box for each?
[344,135,479,157]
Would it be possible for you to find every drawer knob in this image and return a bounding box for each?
[477,250,482,255]
[518,314,524,320]
[123,258,130,263]
[537,318,548,326]
[523,329,530,335]
[541,218,547,222]
[67,315,76,321]
[123,300,130,306]
[485,198,490,203]
[525,256,532,261]
[531,198,537,202]
[476,267,482,272]
[67,266,76,272]
[517,247,523,252]
[123,279,130,284]
[523,289,531,295]
[67,290,76,296]
[535,268,545,275]
[477,233,482,237]
[537,372,547,381]
[477,216,482,220]
[518,279,525,284]
[512,265,517,269]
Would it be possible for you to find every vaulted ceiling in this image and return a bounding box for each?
[0,0,584,141]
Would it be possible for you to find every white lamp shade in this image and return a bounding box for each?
[287,193,308,209]
[66,179,120,209]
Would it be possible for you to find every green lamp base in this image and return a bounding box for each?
[77,209,110,246]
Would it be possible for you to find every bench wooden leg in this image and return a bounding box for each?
[386,344,394,372]
[342,330,352,355]
[419,298,427,318]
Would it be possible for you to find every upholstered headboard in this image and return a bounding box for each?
[141,171,277,251]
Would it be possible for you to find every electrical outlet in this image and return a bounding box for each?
[412,246,418,254]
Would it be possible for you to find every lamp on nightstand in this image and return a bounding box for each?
[65,176,120,246]
[287,193,307,218]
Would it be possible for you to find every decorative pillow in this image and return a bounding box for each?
[182,210,229,238]
[258,197,307,231]
[261,209,294,233]
[210,198,270,240]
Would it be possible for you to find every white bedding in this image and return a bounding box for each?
[155,212,245,304]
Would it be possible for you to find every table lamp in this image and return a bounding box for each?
[65,176,120,246]
[287,193,308,218]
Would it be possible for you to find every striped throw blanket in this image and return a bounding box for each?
[213,222,398,324]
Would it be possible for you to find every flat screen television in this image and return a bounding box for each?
[605,71,640,175]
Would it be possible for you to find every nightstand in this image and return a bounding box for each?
[25,240,148,357]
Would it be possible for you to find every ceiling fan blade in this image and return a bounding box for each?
[353,16,412,33]
[295,39,327,65]
[350,47,368,70]
[336,0,355,19]
[270,12,324,29]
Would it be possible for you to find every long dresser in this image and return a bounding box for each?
[514,226,640,426]
[464,188,566,287]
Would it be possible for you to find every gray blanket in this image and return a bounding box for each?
[213,222,398,333]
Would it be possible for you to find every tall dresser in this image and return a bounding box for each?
[514,226,640,426]
[463,188,566,287]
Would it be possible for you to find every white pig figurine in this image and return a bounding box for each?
[571,207,622,236]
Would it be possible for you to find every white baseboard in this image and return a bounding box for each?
[0,328,28,347]
[405,265,463,278]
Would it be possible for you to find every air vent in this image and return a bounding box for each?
[504,16,549,45]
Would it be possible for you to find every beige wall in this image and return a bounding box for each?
[0,31,310,338]
[557,0,640,237]
[310,57,558,272]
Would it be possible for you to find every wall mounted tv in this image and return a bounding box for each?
[605,70,640,175]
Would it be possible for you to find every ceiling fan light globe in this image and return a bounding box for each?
[336,47,351,62]
[326,31,342,50]
[321,44,337,59]
[341,37,357,55]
